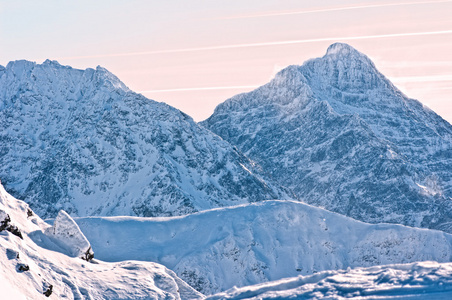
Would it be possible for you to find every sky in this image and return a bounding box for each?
[1,0,451,123]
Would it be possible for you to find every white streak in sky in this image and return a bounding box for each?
[54,29,452,61]
[139,85,260,93]
[141,76,452,94]
[391,75,452,83]
[218,0,452,20]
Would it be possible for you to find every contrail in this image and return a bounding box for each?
[391,75,452,83]
[139,85,260,93]
[141,75,452,94]
[54,29,452,61]
[218,0,452,20]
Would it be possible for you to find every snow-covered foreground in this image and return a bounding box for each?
[2,182,452,299]
[207,261,452,300]
[75,200,452,294]
[0,183,203,299]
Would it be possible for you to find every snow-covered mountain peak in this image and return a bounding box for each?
[302,43,384,94]
[94,65,130,92]
[0,59,290,218]
[203,44,452,233]
[42,59,63,67]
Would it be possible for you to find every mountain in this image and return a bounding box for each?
[207,261,452,300]
[0,60,289,218]
[0,182,203,299]
[75,200,452,295]
[202,43,452,233]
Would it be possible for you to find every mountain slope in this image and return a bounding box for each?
[0,182,203,299]
[202,43,452,232]
[75,200,452,295]
[0,60,289,218]
[207,261,452,300]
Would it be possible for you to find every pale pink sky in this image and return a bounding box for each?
[1,0,451,123]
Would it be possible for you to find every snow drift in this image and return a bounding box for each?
[44,210,94,260]
[207,261,452,300]
[75,200,452,294]
[0,181,203,299]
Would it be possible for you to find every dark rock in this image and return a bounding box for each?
[43,284,53,297]
[81,246,94,262]
[7,224,23,239]
[0,213,11,231]
[0,212,23,239]
[17,263,29,272]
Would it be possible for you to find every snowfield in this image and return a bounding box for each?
[0,182,203,299]
[207,261,452,300]
[75,200,452,295]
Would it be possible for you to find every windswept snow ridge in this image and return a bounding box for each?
[0,60,289,218]
[207,261,452,300]
[75,200,452,294]
[203,43,452,233]
[0,182,203,299]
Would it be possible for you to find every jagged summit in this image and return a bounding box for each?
[203,44,452,233]
[42,59,63,66]
[0,59,290,218]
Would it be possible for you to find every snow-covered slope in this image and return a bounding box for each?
[0,60,289,218]
[202,43,452,233]
[75,200,452,295]
[207,261,452,300]
[0,181,203,299]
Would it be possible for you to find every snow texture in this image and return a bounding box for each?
[75,200,452,295]
[0,60,290,219]
[0,181,203,299]
[203,42,452,233]
[44,210,93,259]
[207,261,452,300]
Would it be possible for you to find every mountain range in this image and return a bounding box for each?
[1,43,452,299]
[75,200,452,295]
[0,60,289,219]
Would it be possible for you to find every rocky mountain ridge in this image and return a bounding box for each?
[203,43,452,233]
[0,59,290,218]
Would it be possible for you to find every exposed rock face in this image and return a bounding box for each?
[203,43,452,233]
[0,60,290,218]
